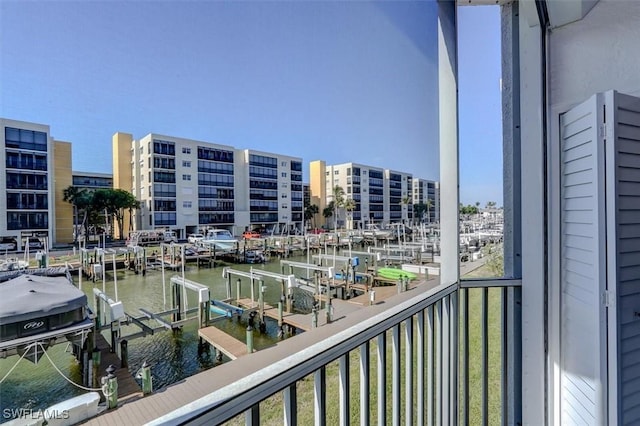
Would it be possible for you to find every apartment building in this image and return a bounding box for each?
[0,118,74,249]
[113,132,303,238]
[384,169,413,224]
[412,178,439,223]
[309,160,415,229]
[234,150,304,235]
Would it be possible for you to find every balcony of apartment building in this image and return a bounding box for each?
[87,1,638,425]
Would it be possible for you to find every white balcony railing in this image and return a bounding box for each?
[149,279,522,425]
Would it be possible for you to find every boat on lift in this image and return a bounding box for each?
[202,229,238,251]
[0,273,93,363]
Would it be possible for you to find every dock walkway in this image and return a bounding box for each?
[83,257,491,425]
[94,333,141,401]
[198,326,248,360]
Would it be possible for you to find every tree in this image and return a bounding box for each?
[111,189,140,240]
[304,204,319,230]
[460,204,479,215]
[332,185,346,230]
[426,198,433,223]
[63,186,94,245]
[344,198,356,230]
[90,188,140,240]
[401,196,412,224]
[413,202,427,224]
[322,201,335,228]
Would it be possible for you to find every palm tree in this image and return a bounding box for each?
[322,201,335,229]
[344,198,356,230]
[413,202,427,224]
[332,185,346,230]
[401,196,412,224]
[304,204,319,230]
[426,199,433,224]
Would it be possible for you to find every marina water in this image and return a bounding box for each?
[0,255,316,421]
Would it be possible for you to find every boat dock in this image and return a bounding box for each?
[82,272,443,426]
[197,326,249,360]
[94,333,141,401]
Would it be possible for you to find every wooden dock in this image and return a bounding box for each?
[236,297,314,332]
[82,271,446,425]
[198,326,249,360]
[95,333,141,400]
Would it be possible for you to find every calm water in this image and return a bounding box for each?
[0,254,319,421]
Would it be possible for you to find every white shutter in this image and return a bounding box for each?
[559,93,608,425]
[605,91,640,425]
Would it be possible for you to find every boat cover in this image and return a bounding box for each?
[0,274,87,324]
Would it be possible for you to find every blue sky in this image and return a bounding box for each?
[0,1,502,206]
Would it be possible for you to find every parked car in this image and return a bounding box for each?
[0,237,17,251]
[188,233,204,244]
[242,230,261,239]
[26,237,44,250]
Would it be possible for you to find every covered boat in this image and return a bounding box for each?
[0,274,92,362]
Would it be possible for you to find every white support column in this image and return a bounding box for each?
[518,2,547,424]
[437,0,460,287]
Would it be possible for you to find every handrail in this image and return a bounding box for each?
[149,281,459,425]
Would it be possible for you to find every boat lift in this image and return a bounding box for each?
[311,254,364,298]
[279,260,335,307]
[222,267,296,327]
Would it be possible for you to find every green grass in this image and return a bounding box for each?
[222,262,504,425]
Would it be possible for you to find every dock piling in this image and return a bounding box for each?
[312,306,318,328]
[120,339,128,368]
[137,361,153,395]
[246,326,254,354]
[92,348,100,388]
[103,365,118,409]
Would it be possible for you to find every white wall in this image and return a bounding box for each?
[549,0,640,112]
[546,1,640,423]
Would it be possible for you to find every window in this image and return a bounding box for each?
[281,193,288,198]
[182,147,191,154]
[281,172,287,177]
[182,174,191,181]
[183,160,191,167]
[4,127,47,152]
[334,170,339,175]
[281,204,288,209]
[183,201,192,208]
[281,161,287,166]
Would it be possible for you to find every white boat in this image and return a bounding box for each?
[0,258,29,272]
[362,224,393,239]
[202,229,238,251]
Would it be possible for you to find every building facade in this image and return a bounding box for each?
[309,160,419,229]
[412,178,440,223]
[0,118,73,249]
[113,132,303,238]
[235,150,304,235]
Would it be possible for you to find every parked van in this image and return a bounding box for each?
[163,231,178,243]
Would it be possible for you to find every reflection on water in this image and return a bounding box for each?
[0,255,324,420]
